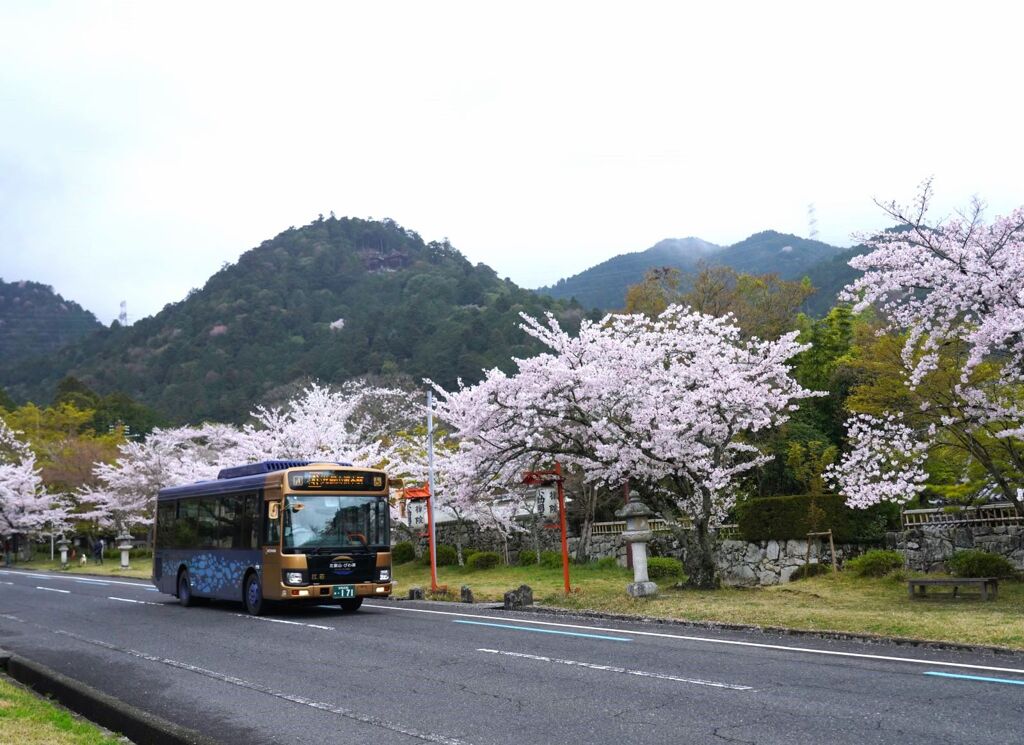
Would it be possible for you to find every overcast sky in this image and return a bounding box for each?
[2,1,1021,323]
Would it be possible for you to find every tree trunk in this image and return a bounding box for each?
[683,516,720,589]
[574,486,597,562]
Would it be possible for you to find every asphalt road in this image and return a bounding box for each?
[1,567,1023,745]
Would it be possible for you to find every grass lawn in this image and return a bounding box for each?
[6,552,152,581]
[393,560,1024,650]
[0,674,126,745]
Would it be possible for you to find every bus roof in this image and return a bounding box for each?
[157,460,381,501]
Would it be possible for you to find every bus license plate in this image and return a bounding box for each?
[333,585,356,599]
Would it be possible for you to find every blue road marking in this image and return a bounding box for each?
[454,619,632,642]
[925,671,1024,686]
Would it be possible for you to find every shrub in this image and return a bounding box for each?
[539,551,563,569]
[420,544,457,566]
[647,556,685,581]
[947,550,1015,579]
[789,562,832,581]
[391,542,415,564]
[594,557,619,570]
[517,552,538,566]
[462,548,478,564]
[845,549,904,577]
[467,551,500,570]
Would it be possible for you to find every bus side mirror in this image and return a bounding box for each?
[268,502,280,520]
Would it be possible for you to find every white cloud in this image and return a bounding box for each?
[1,1,1022,321]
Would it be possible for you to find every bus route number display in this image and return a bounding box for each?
[288,470,385,491]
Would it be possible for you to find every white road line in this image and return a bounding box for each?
[232,614,334,631]
[479,648,754,690]
[0,614,24,622]
[368,603,1024,676]
[76,579,110,586]
[0,569,153,589]
[36,586,71,594]
[55,630,471,745]
[108,596,162,607]
[0,581,13,585]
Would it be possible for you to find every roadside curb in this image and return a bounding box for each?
[512,604,1024,657]
[0,647,218,745]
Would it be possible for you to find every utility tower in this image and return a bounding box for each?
[807,203,819,241]
[119,301,128,326]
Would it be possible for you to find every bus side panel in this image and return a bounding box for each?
[184,549,262,600]
[154,549,260,600]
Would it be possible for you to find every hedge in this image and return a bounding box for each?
[467,551,500,570]
[736,494,900,543]
[647,557,685,581]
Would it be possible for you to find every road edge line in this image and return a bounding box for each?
[0,646,218,745]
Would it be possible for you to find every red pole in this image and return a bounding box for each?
[556,462,571,594]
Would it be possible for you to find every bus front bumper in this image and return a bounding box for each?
[277,582,393,600]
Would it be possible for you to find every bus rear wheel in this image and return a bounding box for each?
[339,597,363,612]
[244,573,266,616]
[178,570,196,607]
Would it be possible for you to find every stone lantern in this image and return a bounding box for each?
[616,491,658,597]
[57,535,71,569]
[116,533,133,569]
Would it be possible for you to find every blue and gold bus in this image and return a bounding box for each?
[153,460,393,615]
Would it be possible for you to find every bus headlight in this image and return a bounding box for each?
[284,571,305,585]
[378,568,391,582]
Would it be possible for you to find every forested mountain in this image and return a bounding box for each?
[536,231,848,311]
[0,279,102,372]
[0,217,589,424]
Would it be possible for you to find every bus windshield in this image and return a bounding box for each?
[282,495,389,551]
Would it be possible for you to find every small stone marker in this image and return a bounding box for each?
[460,585,474,604]
[408,586,424,600]
[503,584,534,609]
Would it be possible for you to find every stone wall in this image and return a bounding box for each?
[886,525,1024,572]
[715,539,875,586]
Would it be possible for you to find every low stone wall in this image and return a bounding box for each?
[886,525,1024,572]
[715,539,874,587]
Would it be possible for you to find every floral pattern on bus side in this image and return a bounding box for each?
[187,553,251,595]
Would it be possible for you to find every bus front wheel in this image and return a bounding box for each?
[339,597,363,612]
[244,573,266,616]
[178,570,196,607]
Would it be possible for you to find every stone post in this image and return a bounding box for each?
[116,533,133,569]
[57,536,71,569]
[616,491,658,597]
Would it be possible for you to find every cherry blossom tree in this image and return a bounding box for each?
[82,382,419,537]
[825,414,930,508]
[0,421,68,557]
[433,306,819,587]
[836,183,1024,512]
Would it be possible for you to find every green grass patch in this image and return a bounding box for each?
[0,674,126,745]
[393,561,1024,649]
[10,552,151,580]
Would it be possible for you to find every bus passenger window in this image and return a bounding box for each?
[264,502,280,546]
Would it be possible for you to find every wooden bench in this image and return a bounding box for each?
[907,577,999,601]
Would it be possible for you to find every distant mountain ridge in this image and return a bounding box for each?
[0,217,587,424]
[0,279,102,375]
[536,230,850,311]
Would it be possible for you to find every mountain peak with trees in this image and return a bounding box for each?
[0,216,588,424]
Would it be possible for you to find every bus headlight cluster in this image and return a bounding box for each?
[378,568,391,582]
[284,571,305,585]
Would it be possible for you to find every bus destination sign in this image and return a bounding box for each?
[288,470,386,492]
